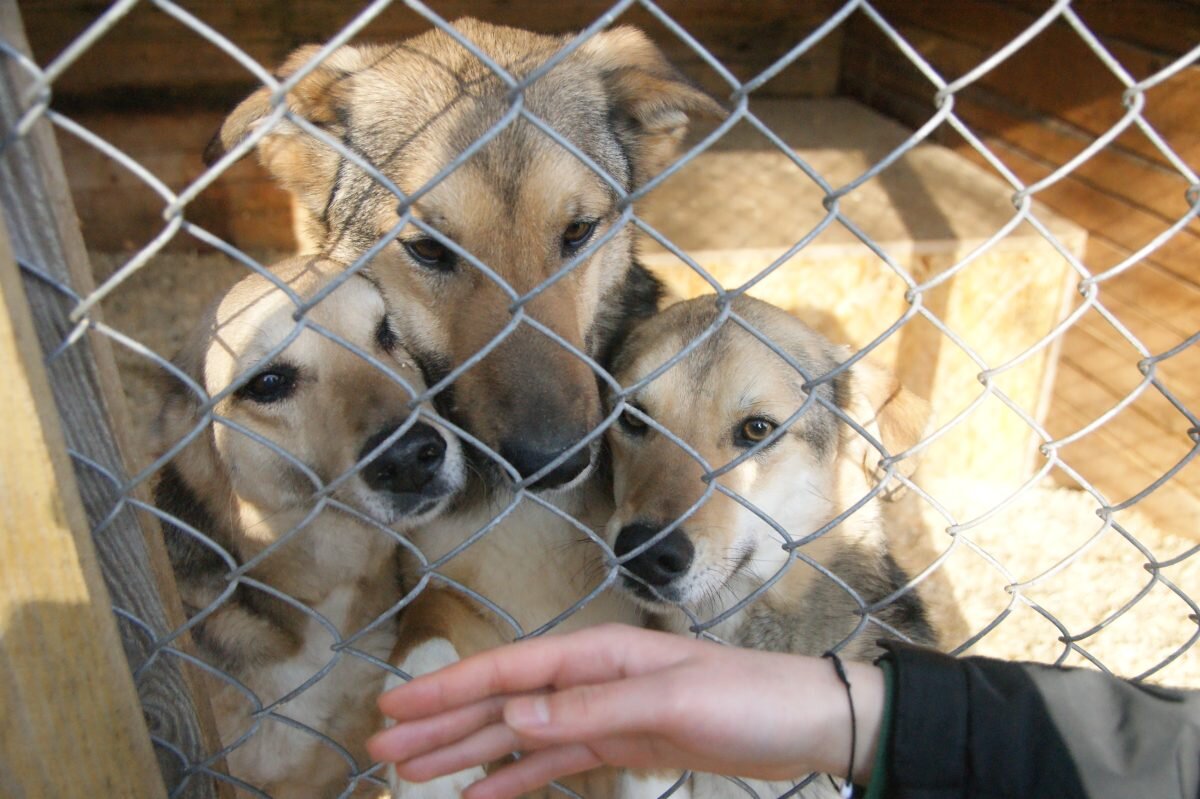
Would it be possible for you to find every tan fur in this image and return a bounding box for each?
[211,19,723,473]
[211,23,725,796]
[844,359,929,498]
[154,257,465,798]
[387,481,645,798]
[606,295,935,652]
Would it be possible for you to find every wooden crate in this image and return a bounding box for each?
[839,0,1200,539]
[638,98,1086,488]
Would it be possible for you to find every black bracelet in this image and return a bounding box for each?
[823,650,856,799]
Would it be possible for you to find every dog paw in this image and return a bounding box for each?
[619,769,691,799]
[382,639,472,798]
[387,764,487,799]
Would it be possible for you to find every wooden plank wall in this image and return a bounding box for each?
[18,1,1198,535]
[22,0,842,255]
[840,0,1200,536]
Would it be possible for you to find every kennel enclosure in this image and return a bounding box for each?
[2,2,1198,797]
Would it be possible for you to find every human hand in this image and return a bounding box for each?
[368,624,883,799]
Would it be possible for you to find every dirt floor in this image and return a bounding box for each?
[97,251,1200,688]
[890,476,1198,686]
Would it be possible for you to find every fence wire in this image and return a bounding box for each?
[2,2,1198,798]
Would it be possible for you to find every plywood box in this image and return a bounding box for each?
[638,99,1087,489]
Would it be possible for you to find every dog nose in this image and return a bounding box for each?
[498,439,591,490]
[613,521,694,588]
[360,423,446,494]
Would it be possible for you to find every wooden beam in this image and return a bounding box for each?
[0,192,165,799]
[19,0,845,108]
[998,0,1200,58]
[844,7,1200,175]
[0,3,226,796]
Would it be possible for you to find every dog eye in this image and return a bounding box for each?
[237,366,298,404]
[738,417,776,445]
[402,237,455,270]
[618,406,648,435]
[561,219,597,253]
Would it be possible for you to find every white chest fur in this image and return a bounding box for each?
[411,488,642,635]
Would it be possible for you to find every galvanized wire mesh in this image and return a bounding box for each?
[2,2,1198,798]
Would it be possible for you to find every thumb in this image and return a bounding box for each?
[503,676,666,743]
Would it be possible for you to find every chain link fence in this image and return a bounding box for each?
[1,1,1197,798]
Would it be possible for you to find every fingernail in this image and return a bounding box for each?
[505,695,550,728]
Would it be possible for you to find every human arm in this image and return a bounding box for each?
[368,623,883,799]
[369,623,1200,799]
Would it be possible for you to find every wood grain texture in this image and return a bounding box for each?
[0,3,227,796]
[0,180,165,799]
[20,0,844,107]
[839,0,1200,541]
[28,1,842,253]
[1000,0,1200,58]
[54,110,297,254]
[1048,361,1200,538]
[639,99,1084,487]
[842,5,1200,180]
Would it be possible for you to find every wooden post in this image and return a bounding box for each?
[0,3,226,796]
[0,202,166,798]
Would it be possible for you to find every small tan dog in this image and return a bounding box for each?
[153,257,465,798]
[604,295,937,798]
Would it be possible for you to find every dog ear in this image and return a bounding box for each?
[582,27,726,186]
[844,360,930,496]
[203,44,376,223]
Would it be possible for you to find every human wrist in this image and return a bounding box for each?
[844,661,885,785]
[772,652,888,782]
[799,657,885,786]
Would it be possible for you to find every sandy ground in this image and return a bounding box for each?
[97,251,1199,688]
[889,477,1199,687]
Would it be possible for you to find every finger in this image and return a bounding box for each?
[502,673,671,743]
[462,745,603,799]
[380,625,690,721]
[392,722,521,783]
[368,694,508,763]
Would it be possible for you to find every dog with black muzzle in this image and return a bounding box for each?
[153,256,464,798]
[604,295,938,798]
[210,20,724,799]
[207,18,724,493]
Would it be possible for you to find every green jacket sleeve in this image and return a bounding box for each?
[865,641,1200,798]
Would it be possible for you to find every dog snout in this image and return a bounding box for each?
[360,423,446,494]
[613,521,694,590]
[498,435,591,490]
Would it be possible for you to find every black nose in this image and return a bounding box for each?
[360,423,446,494]
[613,521,694,588]
[497,439,591,490]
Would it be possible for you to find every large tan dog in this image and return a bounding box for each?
[153,257,465,798]
[209,18,724,490]
[605,295,937,798]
